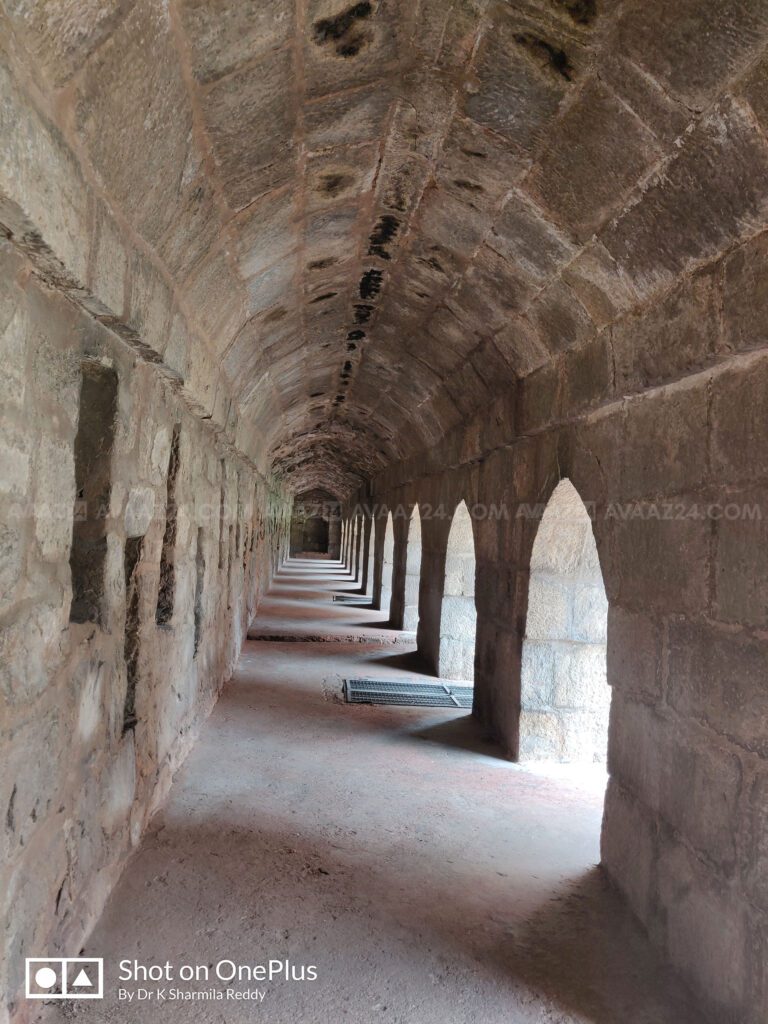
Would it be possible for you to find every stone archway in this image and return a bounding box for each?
[379,511,395,617]
[438,501,477,682]
[353,515,363,580]
[363,515,375,597]
[302,515,329,553]
[403,505,422,632]
[519,479,610,763]
[289,490,339,558]
[350,517,358,569]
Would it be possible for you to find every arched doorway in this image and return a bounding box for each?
[302,516,329,553]
[353,515,363,581]
[348,516,358,574]
[438,501,477,682]
[289,490,340,558]
[403,505,422,632]
[519,479,609,762]
[379,511,395,617]
[365,516,375,596]
[344,518,353,568]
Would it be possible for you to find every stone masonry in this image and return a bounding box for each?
[3,1,768,1022]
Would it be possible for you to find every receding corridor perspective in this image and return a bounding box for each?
[52,560,701,1024]
[3,1,768,1023]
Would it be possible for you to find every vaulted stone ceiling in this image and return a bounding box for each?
[4,0,768,495]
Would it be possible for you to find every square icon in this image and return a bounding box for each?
[26,958,104,1000]
[64,959,103,997]
[26,959,63,998]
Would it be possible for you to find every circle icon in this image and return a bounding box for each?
[35,966,58,989]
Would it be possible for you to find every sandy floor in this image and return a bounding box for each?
[46,559,705,1024]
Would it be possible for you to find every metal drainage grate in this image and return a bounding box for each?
[344,679,473,708]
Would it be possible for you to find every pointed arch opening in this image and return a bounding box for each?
[347,516,358,575]
[304,516,329,554]
[353,514,363,581]
[379,511,395,617]
[438,500,477,682]
[343,517,352,568]
[403,505,422,632]
[363,514,375,596]
[363,515,374,596]
[289,490,339,559]
[520,479,610,763]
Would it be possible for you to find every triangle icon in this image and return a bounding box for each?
[72,969,92,987]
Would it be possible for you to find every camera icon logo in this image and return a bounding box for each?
[25,958,104,1000]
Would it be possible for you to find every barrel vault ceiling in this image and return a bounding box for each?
[4,0,767,494]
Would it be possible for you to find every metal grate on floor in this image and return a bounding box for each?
[344,678,473,708]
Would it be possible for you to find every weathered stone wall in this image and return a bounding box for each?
[0,46,291,1023]
[0,241,290,1023]
[352,223,768,1024]
[5,1,768,1021]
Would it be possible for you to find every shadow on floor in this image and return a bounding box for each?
[362,648,430,673]
[67,562,706,1024]
[352,618,392,629]
[225,664,467,747]
[489,867,703,1024]
[82,816,703,1024]
[410,714,507,761]
[236,645,501,761]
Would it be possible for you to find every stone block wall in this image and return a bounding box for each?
[346,228,768,1024]
[3,0,767,1018]
[0,48,292,1023]
[0,241,290,1023]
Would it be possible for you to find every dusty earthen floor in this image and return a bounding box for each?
[48,561,703,1024]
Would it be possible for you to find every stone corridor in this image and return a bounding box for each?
[49,559,701,1024]
[3,2,768,1022]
